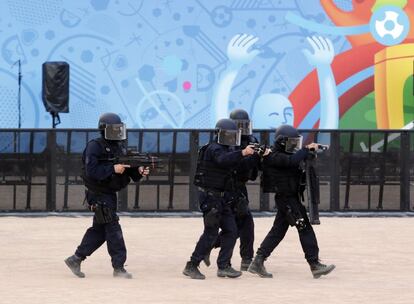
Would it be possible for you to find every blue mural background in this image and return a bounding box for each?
[0,0,352,129]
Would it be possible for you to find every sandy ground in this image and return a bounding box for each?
[0,216,413,304]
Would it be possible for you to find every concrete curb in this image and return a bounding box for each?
[0,211,414,218]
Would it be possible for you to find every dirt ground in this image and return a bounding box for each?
[0,216,413,304]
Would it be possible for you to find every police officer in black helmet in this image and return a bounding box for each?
[248,124,335,279]
[64,113,149,279]
[203,109,264,271]
[183,118,256,279]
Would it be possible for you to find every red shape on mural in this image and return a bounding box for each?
[289,42,384,127]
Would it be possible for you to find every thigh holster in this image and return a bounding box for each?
[94,203,117,224]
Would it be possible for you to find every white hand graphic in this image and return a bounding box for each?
[227,34,261,69]
[302,36,334,67]
[303,36,338,131]
[212,34,260,122]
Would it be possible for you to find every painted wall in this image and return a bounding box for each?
[0,0,412,129]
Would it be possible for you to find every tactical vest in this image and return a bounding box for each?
[261,152,304,195]
[193,144,235,191]
[81,138,130,193]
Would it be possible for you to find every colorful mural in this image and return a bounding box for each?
[0,0,412,129]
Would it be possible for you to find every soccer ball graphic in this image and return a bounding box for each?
[375,11,404,39]
[370,6,410,46]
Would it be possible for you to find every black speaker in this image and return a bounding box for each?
[42,61,69,113]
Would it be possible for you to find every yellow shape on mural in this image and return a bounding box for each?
[374,43,414,129]
[372,0,407,12]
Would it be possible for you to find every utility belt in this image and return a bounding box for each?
[275,192,299,199]
[86,189,103,197]
[198,187,225,198]
[85,189,116,203]
[82,173,129,194]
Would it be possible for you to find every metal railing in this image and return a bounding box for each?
[0,129,413,212]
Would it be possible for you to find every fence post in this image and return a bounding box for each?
[118,188,128,211]
[46,130,57,211]
[189,130,199,211]
[329,131,340,211]
[400,131,410,211]
[259,130,269,211]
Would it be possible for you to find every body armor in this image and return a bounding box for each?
[81,138,130,193]
[261,151,304,195]
[194,144,235,191]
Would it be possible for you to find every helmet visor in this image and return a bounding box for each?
[217,129,241,146]
[285,136,303,153]
[104,123,127,141]
[234,119,252,135]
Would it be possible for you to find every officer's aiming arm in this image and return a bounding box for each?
[213,147,243,167]
[310,144,329,152]
[307,144,329,160]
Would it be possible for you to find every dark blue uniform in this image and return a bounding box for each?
[232,148,260,262]
[190,142,244,269]
[214,136,260,263]
[258,147,319,263]
[74,139,142,269]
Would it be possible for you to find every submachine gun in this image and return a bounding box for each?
[249,142,268,157]
[115,147,164,171]
[305,144,328,225]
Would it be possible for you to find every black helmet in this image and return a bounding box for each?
[274,125,302,153]
[215,118,241,146]
[98,113,126,141]
[229,108,252,135]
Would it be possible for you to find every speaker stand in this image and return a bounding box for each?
[17,60,22,129]
[12,59,22,128]
[51,112,61,128]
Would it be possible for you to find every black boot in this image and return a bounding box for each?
[248,255,273,278]
[64,255,85,278]
[113,267,133,279]
[240,259,252,271]
[217,266,242,278]
[203,249,212,267]
[309,260,335,279]
[183,261,205,280]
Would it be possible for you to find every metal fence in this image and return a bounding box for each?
[1,129,413,212]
